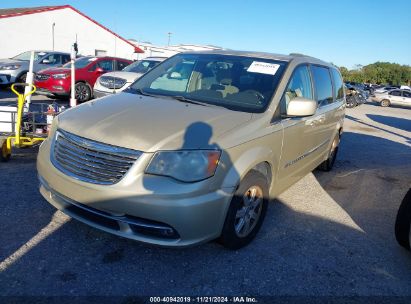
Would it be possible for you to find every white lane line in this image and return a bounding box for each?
[337,169,365,178]
[0,212,69,272]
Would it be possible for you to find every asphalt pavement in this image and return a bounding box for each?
[0,92,410,300]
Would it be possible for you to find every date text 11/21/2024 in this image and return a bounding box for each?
[149,296,258,303]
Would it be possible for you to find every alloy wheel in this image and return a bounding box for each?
[235,185,263,237]
[75,83,90,102]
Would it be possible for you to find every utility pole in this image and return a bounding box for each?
[52,22,55,50]
[167,32,172,46]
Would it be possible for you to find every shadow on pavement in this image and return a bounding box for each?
[315,131,411,250]
[345,115,411,142]
[1,128,411,297]
[366,114,411,133]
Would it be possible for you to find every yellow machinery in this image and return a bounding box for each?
[1,83,46,162]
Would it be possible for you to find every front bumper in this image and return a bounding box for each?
[37,138,234,247]
[0,71,18,85]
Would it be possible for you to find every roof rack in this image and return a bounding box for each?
[289,53,308,57]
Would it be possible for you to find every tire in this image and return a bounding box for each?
[218,170,269,249]
[17,72,27,83]
[0,141,11,162]
[75,82,91,103]
[381,99,390,107]
[318,134,340,172]
[15,72,28,93]
[346,96,357,108]
[395,189,411,251]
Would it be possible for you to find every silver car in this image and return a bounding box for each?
[371,89,411,107]
[93,57,167,98]
[0,50,70,85]
[37,50,345,249]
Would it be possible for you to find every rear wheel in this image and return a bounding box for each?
[219,170,269,250]
[75,82,91,103]
[381,99,390,107]
[318,134,340,171]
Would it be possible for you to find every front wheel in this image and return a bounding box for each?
[218,170,269,250]
[75,82,91,103]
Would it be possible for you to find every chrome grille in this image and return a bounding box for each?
[35,73,50,81]
[51,129,142,185]
[99,76,127,89]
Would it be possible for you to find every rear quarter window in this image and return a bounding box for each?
[331,68,344,102]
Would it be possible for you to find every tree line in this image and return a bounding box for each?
[339,62,411,85]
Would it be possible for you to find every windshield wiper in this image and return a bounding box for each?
[169,95,210,107]
[127,88,158,97]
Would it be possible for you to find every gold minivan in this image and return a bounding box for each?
[37,50,345,249]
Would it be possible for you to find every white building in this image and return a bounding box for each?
[0,5,143,60]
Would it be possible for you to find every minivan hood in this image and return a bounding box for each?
[58,93,252,152]
[102,71,143,82]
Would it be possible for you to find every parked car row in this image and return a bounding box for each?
[0,50,166,103]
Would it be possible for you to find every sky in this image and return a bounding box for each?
[1,0,410,68]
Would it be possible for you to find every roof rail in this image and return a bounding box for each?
[289,53,308,57]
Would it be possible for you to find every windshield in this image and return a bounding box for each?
[128,54,287,113]
[63,57,96,68]
[12,51,46,61]
[122,59,161,73]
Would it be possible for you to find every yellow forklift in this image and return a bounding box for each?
[0,83,49,162]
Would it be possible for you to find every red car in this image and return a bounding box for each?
[34,56,132,103]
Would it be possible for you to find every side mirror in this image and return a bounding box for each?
[286,97,317,117]
[95,67,105,73]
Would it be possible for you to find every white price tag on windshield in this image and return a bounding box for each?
[247,61,280,75]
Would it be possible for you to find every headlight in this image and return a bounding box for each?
[52,73,69,79]
[48,115,59,138]
[0,64,21,70]
[146,150,221,182]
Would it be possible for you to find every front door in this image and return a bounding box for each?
[276,64,320,192]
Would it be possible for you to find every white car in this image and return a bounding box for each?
[93,57,166,98]
[371,89,411,107]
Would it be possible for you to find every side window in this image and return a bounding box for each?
[331,68,344,102]
[281,65,313,114]
[117,60,130,71]
[97,60,114,71]
[389,90,401,96]
[62,55,71,65]
[40,54,58,65]
[402,90,411,98]
[311,66,333,106]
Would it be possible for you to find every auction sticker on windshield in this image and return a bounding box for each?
[247,61,280,75]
